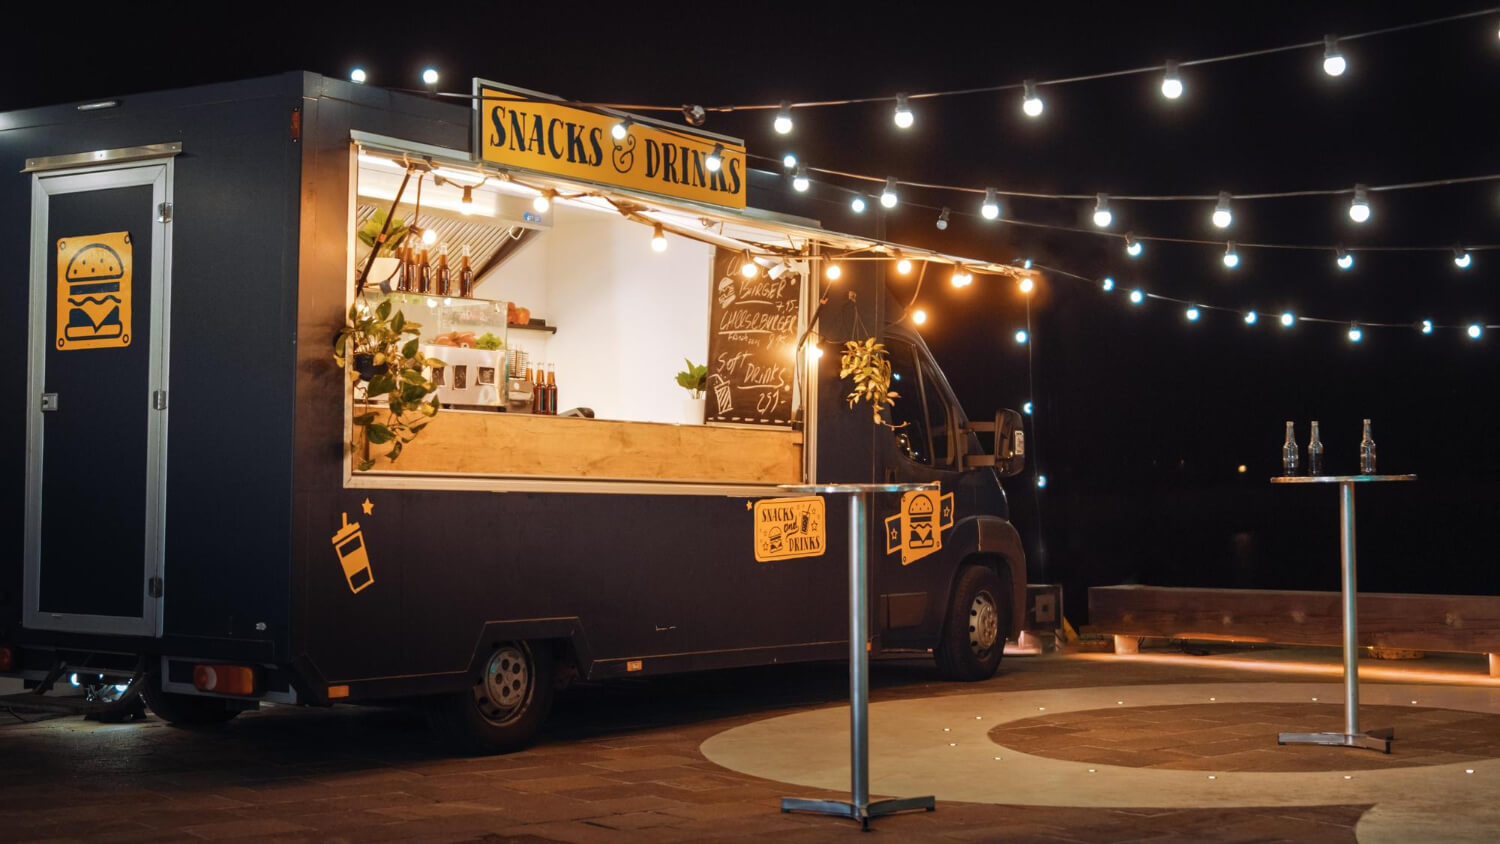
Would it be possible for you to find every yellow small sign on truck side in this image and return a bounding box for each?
[885,489,956,566]
[55,231,132,350]
[753,496,826,562]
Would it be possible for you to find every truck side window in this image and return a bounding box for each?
[884,340,931,465]
[922,361,954,469]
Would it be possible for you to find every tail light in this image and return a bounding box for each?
[193,664,258,696]
[0,647,13,672]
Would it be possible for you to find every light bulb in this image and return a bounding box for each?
[611,118,631,141]
[825,263,842,281]
[1022,80,1044,117]
[911,308,927,325]
[1015,329,1029,344]
[1036,474,1048,489]
[740,252,759,279]
[880,178,899,208]
[422,67,439,85]
[895,255,913,275]
[350,68,367,84]
[532,189,552,213]
[951,266,972,287]
[1022,401,1033,415]
[1468,323,1483,339]
[651,224,667,253]
[1348,324,1363,342]
[1129,289,1144,305]
[808,344,823,360]
[1454,247,1473,269]
[1336,248,1354,270]
[1323,35,1346,77]
[1101,277,1115,292]
[1093,194,1113,228]
[1244,310,1258,325]
[935,207,950,230]
[981,187,1000,220]
[421,227,437,246]
[1186,306,1200,321]
[1420,319,1433,335]
[1161,61,1183,99]
[1212,191,1233,229]
[705,143,724,173]
[1280,311,1295,327]
[774,101,793,135]
[782,152,797,169]
[1125,235,1143,258]
[792,166,810,192]
[893,94,914,129]
[1018,277,1035,294]
[850,195,867,213]
[461,186,476,215]
[1223,242,1240,269]
[1349,184,1370,223]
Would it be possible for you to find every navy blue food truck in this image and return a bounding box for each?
[0,73,1028,752]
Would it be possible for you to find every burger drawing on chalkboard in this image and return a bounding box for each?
[717,276,737,309]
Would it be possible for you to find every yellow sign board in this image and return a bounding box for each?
[753,495,826,562]
[331,512,375,594]
[55,231,131,350]
[475,81,747,209]
[885,489,955,566]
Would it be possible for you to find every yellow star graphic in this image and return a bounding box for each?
[361,497,374,516]
[746,501,753,511]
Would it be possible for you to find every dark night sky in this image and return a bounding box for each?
[7,2,1498,615]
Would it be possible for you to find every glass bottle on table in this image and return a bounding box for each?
[434,243,451,296]
[458,244,474,297]
[1307,420,1324,476]
[394,245,413,293]
[531,365,545,415]
[545,363,557,415]
[522,365,536,414]
[1360,419,1377,474]
[1282,421,1299,476]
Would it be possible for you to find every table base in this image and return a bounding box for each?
[781,795,936,830]
[1278,727,1394,753]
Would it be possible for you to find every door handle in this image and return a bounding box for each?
[40,393,58,412]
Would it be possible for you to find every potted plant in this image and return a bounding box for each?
[334,298,445,470]
[676,358,708,424]
[356,208,410,285]
[840,338,904,428]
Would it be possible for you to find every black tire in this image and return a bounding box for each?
[936,564,1011,681]
[427,640,554,755]
[140,673,239,726]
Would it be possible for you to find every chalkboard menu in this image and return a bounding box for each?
[705,247,802,426]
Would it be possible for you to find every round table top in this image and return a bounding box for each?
[1270,474,1417,484]
[779,482,940,494]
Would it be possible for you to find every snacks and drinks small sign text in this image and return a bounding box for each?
[753,496,826,562]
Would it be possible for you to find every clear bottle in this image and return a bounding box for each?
[545,363,557,415]
[1307,420,1325,476]
[458,244,474,298]
[1360,419,1377,475]
[434,243,451,296]
[1282,421,1300,476]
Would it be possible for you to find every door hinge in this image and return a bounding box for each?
[148,577,163,599]
[157,201,172,223]
[152,390,168,410]
[40,393,58,412]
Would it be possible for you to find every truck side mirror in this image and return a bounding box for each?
[962,409,1026,477]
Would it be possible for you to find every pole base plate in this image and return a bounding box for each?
[1277,728,1393,753]
[782,795,936,830]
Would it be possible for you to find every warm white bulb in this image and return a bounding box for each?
[1022,80,1044,117]
[896,258,913,275]
[911,309,927,325]
[1129,289,1144,304]
[1101,277,1115,292]
[651,226,667,253]
[880,178,898,209]
[774,102,793,135]
[1455,250,1473,269]
[1018,277,1035,294]
[1014,330,1029,344]
[981,187,1000,220]
[851,195,867,213]
[782,153,797,169]
[1161,76,1183,99]
[1094,208,1112,227]
[893,95,914,129]
[793,167,810,192]
[422,68,439,85]
[1337,250,1354,270]
[1468,323,1483,339]
[825,263,842,281]
[532,193,550,214]
[1324,36,1346,76]
[1244,310,1258,325]
[741,260,759,278]
[1186,307,1200,321]
[705,144,723,173]
[1212,208,1232,228]
[1420,319,1433,334]
[951,268,972,288]
[611,120,629,141]
[421,228,437,245]
[1348,325,1363,342]
[809,345,823,359]
[1281,312,1295,327]
[350,68,367,84]
[1223,244,1240,269]
[1126,237,1143,258]
[1349,185,1371,223]
[935,208,950,230]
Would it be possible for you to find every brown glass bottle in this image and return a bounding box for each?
[415,248,432,294]
[394,245,413,292]
[530,366,545,414]
[434,244,451,296]
[458,244,474,297]
[545,364,557,415]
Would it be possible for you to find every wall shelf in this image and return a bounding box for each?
[509,322,557,334]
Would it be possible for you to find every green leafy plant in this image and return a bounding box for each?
[357,208,410,257]
[474,332,505,351]
[675,358,708,398]
[839,338,903,427]
[333,298,444,471]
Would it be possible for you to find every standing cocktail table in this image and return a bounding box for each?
[777,482,938,829]
[1270,474,1416,752]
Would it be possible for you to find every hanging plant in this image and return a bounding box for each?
[839,338,904,428]
[356,208,410,257]
[333,298,445,471]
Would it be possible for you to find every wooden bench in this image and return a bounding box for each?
[1089,585,1500,676]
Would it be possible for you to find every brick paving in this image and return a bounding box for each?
[0,651,1426,842]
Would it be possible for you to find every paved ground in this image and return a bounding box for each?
[1,646,1494,842]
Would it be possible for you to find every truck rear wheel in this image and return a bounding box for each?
[936,564,1010,681]
[140,673,239,726]
[428,641,553,755]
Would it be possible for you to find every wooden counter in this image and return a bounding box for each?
[355,407,803,485]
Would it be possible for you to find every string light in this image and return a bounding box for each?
[895,252,913,274]
[881,177,899,208]
[651,223,667,252]
[421,227,437,246]
[952,265,973,287]
[809,345,824,360]
[1323,35,1347,76]
[740,251,759,278]
[1186,305,1201,321]
[1015,329,1029,344]
[1161,61,1183,99]
[1093,194,1113,228]
[851,195,867,213]
[611,117,632,141]
[912,308,928,324]
[782,153,798,169]
[1023,401,1033,415]
[936,207,951,230]
[1454,247,1473,269]
[1129,289,1145,305]
[1223,242,1240,269]
[532,189,553,213]
[1036,474,1048,489]
[460,185,476,215]
[981,188,1001,220]
[422,68,439,86]
[1420,319,1434,334]
[774,101,794,134]
[1244,310,1258,325]
[350,68,367,84]
[1336,247,1354,270]
[1022,80,1044,117]
[1018,276,1035,294]
[825,262,843,281]
[793,165,810,192]
[1281,311,1296,327]
[1349,184,1371,223]
[1348,323,1364,342]
[705,143,724,173]
[1125,235,1143,258]
[893,94,914,129]
[1101,276,1115,292]
[1468,323,1483,339]
[1212,191,1234,229]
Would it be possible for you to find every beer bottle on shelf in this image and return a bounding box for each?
[1282,421,1300,476]
[416,248,432,294]
[458,244,475,298]
[531,365,545,414]
[546,363,557,415]
[1307,420,1324,476]
[395,245,413,293]
[434,243,451,296]
[1360,419,1377,475]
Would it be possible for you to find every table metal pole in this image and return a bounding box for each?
[1339,481,1359,736]
[849,493,869,814]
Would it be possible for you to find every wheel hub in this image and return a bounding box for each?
[969,590,999,656]
[475,645,531,725]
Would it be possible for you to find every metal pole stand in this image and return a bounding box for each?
[779,484,937,830]
[1270,476,1414,753]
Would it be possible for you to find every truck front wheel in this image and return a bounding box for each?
[936,564,1010,681]
[140,673,240,726]
[428,641,554,755]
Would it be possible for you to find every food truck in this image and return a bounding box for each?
[0,72,1029,752]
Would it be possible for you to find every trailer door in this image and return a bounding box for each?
[24,155,173,636]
